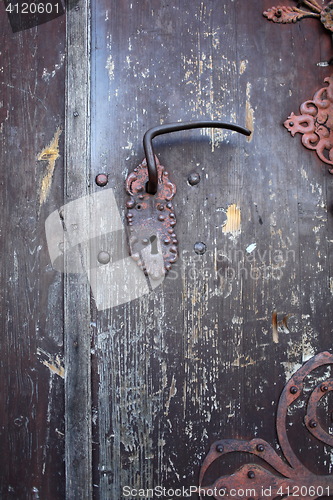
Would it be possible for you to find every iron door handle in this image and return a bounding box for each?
[125,120,251,280]
[143,121,251,194]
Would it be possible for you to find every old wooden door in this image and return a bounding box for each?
[1,0,333,499]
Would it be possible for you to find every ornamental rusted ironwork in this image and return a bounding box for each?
[125,157,178,281]
[284,75,333,172]
[263,0,333,32]
[199,351,333,499]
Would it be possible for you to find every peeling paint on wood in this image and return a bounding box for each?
[222,203,241,237]
[105,54,115,81]
[245,82,254,141]
[37,348,65,379]
[38,127,62,206]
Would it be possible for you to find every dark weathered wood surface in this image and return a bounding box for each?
[0,7,66,499]
[1,0,333,498]
[90,0,333,498]
[64,1,92,499]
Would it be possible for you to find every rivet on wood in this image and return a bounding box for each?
[194,242,206,255]
[95,173,108,187]
[188,172,201,186]
[97,251,110,265]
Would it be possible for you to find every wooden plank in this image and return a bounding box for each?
[64,1,92,498]
[0,7,66,499]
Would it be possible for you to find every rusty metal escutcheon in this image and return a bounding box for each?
[125,121,251,280]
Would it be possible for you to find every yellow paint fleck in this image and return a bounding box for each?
[231,355,256,368]
[239,60,248,75]
[245,82,254,141]
[37,348,65,379]
[106,54,115,80]
[43,356,65,378]
[222,204,241,237]
[38,127,62,206]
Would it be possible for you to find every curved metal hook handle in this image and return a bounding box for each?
[143,121,251,194]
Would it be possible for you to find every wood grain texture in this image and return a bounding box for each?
[0,7,66,499]
[90,0,333,498]
[64,1,92,498]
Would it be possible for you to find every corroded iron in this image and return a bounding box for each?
[199,352,333,499]
[284,75,333,172]
[263,0,333,32]
[143,121,251,194]
[125,157,177,280]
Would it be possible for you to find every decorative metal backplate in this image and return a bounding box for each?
[263,0,333,32]
[284,75,333,172]
[199,352,333,499]
[125,158,178,280]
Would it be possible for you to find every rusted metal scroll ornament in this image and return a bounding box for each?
[284,75,333,172]
[199,352,333,499]
[264,2,333,170]
[263,0,333,32]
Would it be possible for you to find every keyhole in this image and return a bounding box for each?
[150,235,158,254]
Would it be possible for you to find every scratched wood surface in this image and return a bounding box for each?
[0,7,66,500]
[90,0,333,498]
[1,0,333,499]
[64,1,92,498]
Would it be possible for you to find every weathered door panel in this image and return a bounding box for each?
[1,0,333,498]
[90,0,333,498]
[0,9,66,499]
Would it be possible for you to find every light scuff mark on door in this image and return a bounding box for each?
[246,242,256,254]
[222,204,241,238]
[245,82,254,141]
[164,374,177,416]
[38,127,62,207]
[106,54,115,80]
[37,348,65,379]
[41,52,65,82]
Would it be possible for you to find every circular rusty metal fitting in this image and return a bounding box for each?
[216,443,224,453]
[194,242,207,255]
[95,173,108,187]
[188,172,201,186]
[290,386,298,394]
